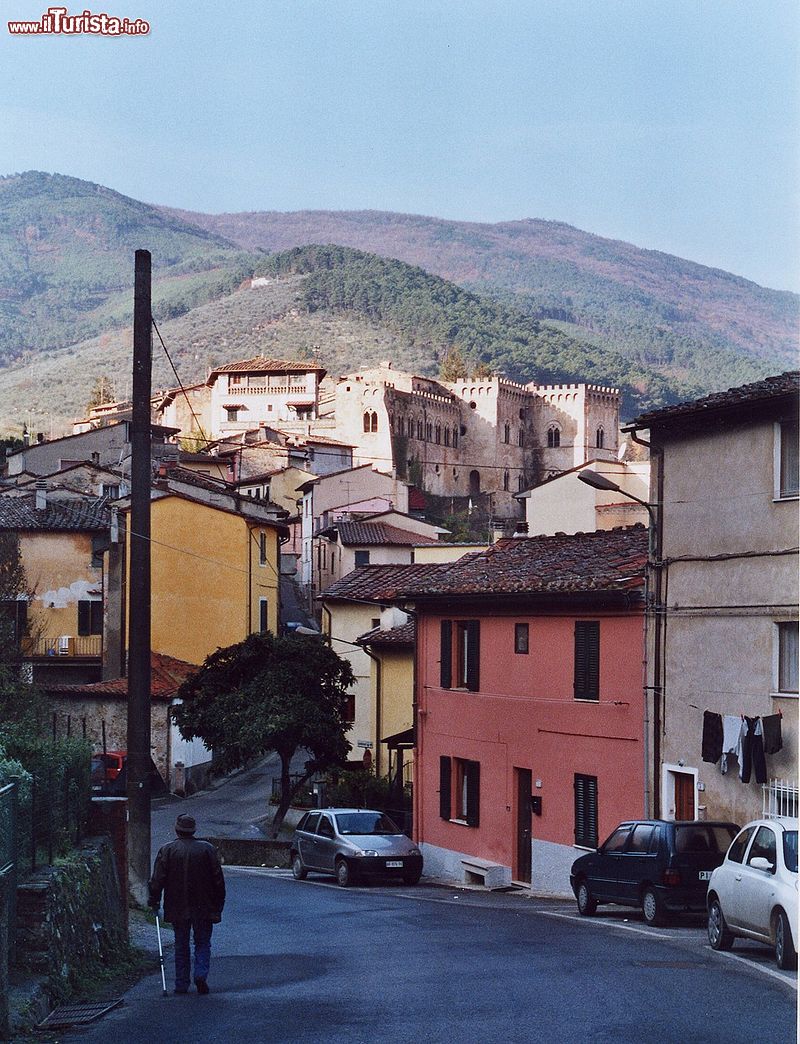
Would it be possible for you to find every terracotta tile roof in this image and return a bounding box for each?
[630,371,799,429]
[0,494,111,532]
[211,357,326,374]
[320,562,448,603]
[327,521,439,546]
[358,620,416,647]
[46,652,196,701]
[394,525,648,599]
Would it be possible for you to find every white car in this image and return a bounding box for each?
[707,818,798,969]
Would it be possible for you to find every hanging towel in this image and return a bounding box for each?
[701,711,723,763]
[740,716,767,784]
[721,715,744,774]
[761,714,783,755]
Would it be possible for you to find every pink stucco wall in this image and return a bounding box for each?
[414,609,645,877]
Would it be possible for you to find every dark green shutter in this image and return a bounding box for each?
[439,756,452,820]
[574,774,598,847]
[466,760,480,827]
[77,599,90,636]
[574,621,600,700]
[466,620,480,692]
[440,620,452,688]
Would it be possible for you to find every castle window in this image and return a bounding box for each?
[517,475,524,492]
[596,427,605,449]
[417,420,424,440]
[504,423,510,444]
[363,411,378,433]
[547,425,561,448]
[503,471,509,491]
[426,422,433,441]
[518,429,525,447]
[435,424,441,445]
[444,427,450,447]
[454,427,460,447]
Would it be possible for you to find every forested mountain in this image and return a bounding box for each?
[0,171,795,433]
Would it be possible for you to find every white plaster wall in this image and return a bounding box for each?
[530,838,581,898]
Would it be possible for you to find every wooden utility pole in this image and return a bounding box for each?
[127,249,152,904]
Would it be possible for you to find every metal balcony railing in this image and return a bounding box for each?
[762,778,798,820]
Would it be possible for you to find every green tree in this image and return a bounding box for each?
[86,375,117,412]
[172,632,355,837]
[438,345,470,381]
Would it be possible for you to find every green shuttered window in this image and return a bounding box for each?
[574,620,600,700]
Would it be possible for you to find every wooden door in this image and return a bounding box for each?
[674,772,695,820]
[515,768,532,883]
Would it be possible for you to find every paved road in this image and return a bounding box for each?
[66,870,796,1044]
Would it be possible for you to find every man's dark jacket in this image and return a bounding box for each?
[148,837,226,924]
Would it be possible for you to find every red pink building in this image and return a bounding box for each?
[399,525,649,895]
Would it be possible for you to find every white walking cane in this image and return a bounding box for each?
[155,914,168,996]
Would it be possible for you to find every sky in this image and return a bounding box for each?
[1,0,798,291]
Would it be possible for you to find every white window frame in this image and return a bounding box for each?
[661,763,698,821]
[773,419,799,501]
[773,620,799,697]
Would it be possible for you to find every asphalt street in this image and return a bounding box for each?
[63,870,796,1044]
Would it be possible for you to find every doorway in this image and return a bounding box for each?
[673,773,695,820]
[515,768,532,883]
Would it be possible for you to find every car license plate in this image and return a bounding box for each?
[386,860,403,868]
[698,870,712,881]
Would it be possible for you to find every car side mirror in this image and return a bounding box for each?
[749,856,774,873]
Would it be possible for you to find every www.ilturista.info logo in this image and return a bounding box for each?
[8,6,149,35]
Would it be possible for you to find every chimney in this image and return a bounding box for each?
[34,480,47,511]
[36,432,45,444]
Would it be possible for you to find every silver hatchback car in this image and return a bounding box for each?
[291,808,423,887]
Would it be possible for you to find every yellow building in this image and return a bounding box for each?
[0,487,110,684]
[118,474,285,667]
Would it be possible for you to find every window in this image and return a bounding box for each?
[596,427,605,449]
[518,428,525,447]
[259,598,268,633]
[100,483,120,499]
[444,427,450,447]
[343,692,355,723]
[371,413,378,432]
[439,756,480,826]
[77,599,103,636]
[354,550,371,567]
[777,622,799,693]
[503,470,509,491]
[225,407,240,422]
[91,534,106,568]
[727,826,756,864]
[0,599,27,644]
[628,824,655,853]
[439,619,480,691]
[504,423,510,444]
[574,621,600,701]
[363,412,371,432]
[417,420,424,440]
[602,825,631,852]
[514,623,529,654]
[259,532,267,565]
[435,424,441,445]
[776,418,799,499]
[517,475,524,492]
[453,427,459,448]
[318,815,335,839]
[574,774,598,848]
[304,811,321,834]
[547,425,560,448]
[426,422,433,441]
[747,826,777,871]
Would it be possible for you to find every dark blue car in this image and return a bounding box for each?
[570,819,738,925]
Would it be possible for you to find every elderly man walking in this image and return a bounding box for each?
[148,814,226,995]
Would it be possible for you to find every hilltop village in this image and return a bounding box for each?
[0,355,797,895]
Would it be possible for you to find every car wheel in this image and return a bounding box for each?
[774,909,797,970]
[291,853,307,881]
[707,896,734,951]
[641,887,666,927]
[576,879,597,916]
[402,869,422,886]
[335,858,352,887]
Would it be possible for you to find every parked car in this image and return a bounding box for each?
[90,751,168,796]
[291,808,423,887]
[570,819,739,925]
[707,818,798,969]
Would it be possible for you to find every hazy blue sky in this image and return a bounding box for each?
[2,0,798,290]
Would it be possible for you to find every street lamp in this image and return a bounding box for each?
[576,468,661,820]
[576,469,656,527]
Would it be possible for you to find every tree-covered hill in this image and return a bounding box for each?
[164,205,799,372]
[0,243,776,432]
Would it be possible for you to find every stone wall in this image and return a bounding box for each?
[207,837,291,868]
[14,836,127,1003]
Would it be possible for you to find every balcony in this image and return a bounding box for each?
[23,635,103,659]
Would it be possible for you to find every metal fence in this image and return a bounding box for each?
[762,778,798,820]
[11,760,91,875]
